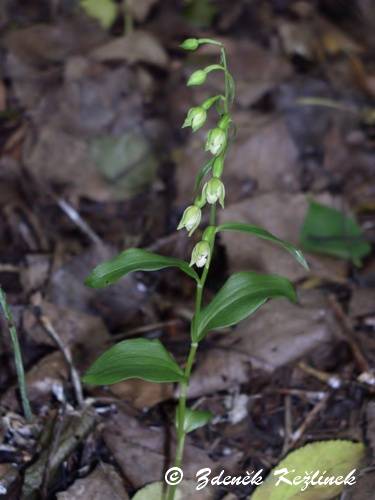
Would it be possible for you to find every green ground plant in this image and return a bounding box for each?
[82,38,308,500]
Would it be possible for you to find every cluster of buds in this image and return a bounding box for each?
[177,38,233,268]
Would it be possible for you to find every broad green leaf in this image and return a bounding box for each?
[251,440,365,500]
[217,222,308,270]
[80,0,117,29]
[196,272,296,341]
[300,200,371,266]
[83,338,185,385]
[180,407,213,433]
[85,248,199,288]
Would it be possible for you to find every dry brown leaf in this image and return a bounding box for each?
[110,379,173,409]
[221,291,337,372]
[91,30,168,68]
[57,463,129,500]
[103,410,215,489]
[219,192,348,282]
[127,0,158,22]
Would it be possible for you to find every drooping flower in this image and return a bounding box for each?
[202,177,225,208]
[190,241,210,268]
[205,128,226,155]
[177,205,201,236]
[182,106,207,132]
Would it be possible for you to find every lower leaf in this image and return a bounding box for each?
[83,338,185,385]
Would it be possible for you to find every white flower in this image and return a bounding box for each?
[177,205,201,236]
[203,177,225,208]
[205,128,226,155]
[190,241,211,268]
[182,107,207,132]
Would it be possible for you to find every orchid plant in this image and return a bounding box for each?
[82,38,308,500]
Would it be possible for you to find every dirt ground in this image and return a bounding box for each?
[0,1,375,499]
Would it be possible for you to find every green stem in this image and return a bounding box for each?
[166,46,232,500]
[0,287,32,421]
[124,0,134,35]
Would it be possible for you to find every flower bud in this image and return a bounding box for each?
[203,177,225,208]
[182,106,207,132]
[205,128,226,155]
[190,241,211,268]
[187,69,207,86]
[212,156,224,177]
[180,38,200,51]
[177,205,201,236]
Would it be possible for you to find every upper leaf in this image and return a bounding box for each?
[251,439,365,500]
[196,272,297,341]
[300,200,371,266]
[85,248,199,288]
[179,407,213,433]
[217,222,308,270]
[83,338,185,385]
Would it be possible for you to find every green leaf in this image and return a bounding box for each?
[196,272,296,341]
[85,248,199,288]
[217,222,308,270]
[251,440,365,500]
[80,0,117,29]
[300,200,371,266]
[194,158,214,191]
[180,407,213,433]
[83,338,185,385]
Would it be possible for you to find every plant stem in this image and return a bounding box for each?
[0,287,32,421]
[166,46,232,500]
[124,0,134,35]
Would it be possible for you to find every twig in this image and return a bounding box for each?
[110,319,181,342]
[41,408,66,499]
[282,395,292,455]
[298,361,342,389]
[289,392,330,446]
[56,197,103,246]
[328,294,370,373]
[38,313,84,407]
[0,287,33,421]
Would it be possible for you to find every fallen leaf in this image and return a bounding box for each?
[219,193,348,282]
[127,0,159,22]
[110,379,173,410]
[80,0,118,29]
[57,462,129,499]
[225,290,337,372]
[251,440,365,500]
[91,31,168,68]
[103,409,216,489]
[300,200,371,266]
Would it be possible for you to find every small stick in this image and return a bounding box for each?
[298,361,342,389]
[38,313,84,407]
[0,287,33,421]
[289,393,330,446]
[328,294,370,373]
[282,395,293,455]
